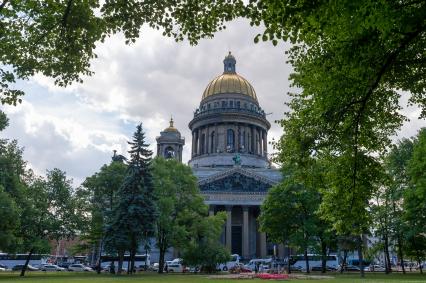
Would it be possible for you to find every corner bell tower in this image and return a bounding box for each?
[156,117,185,162]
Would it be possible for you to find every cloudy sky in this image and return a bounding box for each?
[1,19,424,186]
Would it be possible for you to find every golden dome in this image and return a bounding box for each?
[202,73,258,101]
[164,117,178,132]
[201,52,258,102]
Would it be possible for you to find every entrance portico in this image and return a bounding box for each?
[208,204,266,259]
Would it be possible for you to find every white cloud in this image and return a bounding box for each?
[1,19,424,186]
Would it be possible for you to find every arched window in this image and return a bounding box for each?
[227,129,235,152]
[164,146,175,159]
[210,131,215,153]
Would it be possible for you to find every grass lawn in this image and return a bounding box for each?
[0,272,425,283]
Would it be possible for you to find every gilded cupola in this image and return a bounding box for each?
[201,52,258,102]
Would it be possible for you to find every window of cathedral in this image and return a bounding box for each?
[230,100,234,108]
[207,103,211,109]
[236,101,240,108]
[222,101,227,108]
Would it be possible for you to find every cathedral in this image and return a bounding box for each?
[156,52,282,260]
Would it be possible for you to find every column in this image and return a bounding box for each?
[209,205,215,216]
[191,131,195,157]
[242,206,249,258]
[260,232,267,258]
[235,123,240,152]
[215,123,219,153]
[226,206,232,251]
[251,126,255,154]
[263,130,268,157]
[205,128,208,154]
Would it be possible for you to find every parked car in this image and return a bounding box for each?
[0,267,7,272]
[217,254,240,271]
[230,263,252,273]
[290,265,302,272]
[57,262,72,269]
[368,265,386,272]
[167,263,187,273]
[311,265,337,272]
[245,258,272,271]
[340,265,360,272]
[12,264,39,271]
[68,264,93,272]
[41,265,66,272]
[151,263,159,272]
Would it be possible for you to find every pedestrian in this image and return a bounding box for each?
[165,263,168,273]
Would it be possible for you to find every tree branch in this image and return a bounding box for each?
[0,0,9,12]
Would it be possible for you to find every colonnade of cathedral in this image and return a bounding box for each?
[191,123,268,158]
[207,204,284,259]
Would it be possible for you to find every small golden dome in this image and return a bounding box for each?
[201,52,258,102]
[164,117,178,132]
[202,73,258,101]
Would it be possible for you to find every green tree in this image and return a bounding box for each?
[0,0,242,105]
[82,160,127,269]
[384,138,415,273]
[181,212,230,273]
[260,180,322,274]
[152,157,205,273]
[0,185,19,251]
[17,173,53,276]
[404,128,426,272]
[45,168,81,243]
[105,123,157,274]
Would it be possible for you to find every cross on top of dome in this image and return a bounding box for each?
[223,51,236,73]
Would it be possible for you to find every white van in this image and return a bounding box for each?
[217,254,240,271]
[245,258,272,271]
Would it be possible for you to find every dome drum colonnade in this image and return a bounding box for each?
[188,52,270,169]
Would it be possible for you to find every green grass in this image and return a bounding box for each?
[0,272,425,283]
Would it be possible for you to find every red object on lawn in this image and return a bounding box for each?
[256,273,289,280]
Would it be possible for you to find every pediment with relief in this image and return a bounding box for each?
[198,167,277,193]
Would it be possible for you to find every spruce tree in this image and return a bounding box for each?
[106,124,157,274]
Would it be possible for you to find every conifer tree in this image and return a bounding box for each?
[105,124,157,274]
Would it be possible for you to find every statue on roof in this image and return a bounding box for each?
[112,150,127,163]
[233,153,241,166]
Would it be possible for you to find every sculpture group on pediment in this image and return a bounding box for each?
[199,173,271,193]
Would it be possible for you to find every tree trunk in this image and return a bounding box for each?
[357,236,364,278]
[321,241,327,273]
[384,233,392,273]
[158,246,166,274]
[287,245,291,274]
[130,243,136,274]
[117,251,124,275]
[110,260,116,274]
[20,247,34,277]
[340,250,348,273]
[416,250,423,274]
[304,248,310,273]
[127,253,131,274]
[96,239,103,274]
[397,235,406,274]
